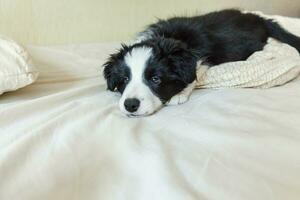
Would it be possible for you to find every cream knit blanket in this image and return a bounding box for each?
[196,38,300,89]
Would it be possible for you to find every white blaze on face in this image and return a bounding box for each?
[119,47,162,116]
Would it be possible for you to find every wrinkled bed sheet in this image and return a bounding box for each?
[0,15,300,200]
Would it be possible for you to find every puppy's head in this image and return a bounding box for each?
[103,38,197,117]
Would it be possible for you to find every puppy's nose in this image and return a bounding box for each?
[124,98,140,113]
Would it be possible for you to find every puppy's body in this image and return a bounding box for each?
[138,9,300,64]
[104,9,300,116]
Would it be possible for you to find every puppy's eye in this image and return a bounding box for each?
[150,76,161,84]
[123,76,129,83]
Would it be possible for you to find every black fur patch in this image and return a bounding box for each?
[142,38,197,102]
[103,44,131,93]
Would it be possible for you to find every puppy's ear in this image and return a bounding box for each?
[156,38,197,84]
[103,59,118,91]
[103,44,129,91]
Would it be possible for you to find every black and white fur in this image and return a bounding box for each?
[103,9,300,117]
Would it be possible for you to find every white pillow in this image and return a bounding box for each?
[0,36,38,95]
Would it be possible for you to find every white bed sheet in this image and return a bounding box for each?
[0,15,300,200]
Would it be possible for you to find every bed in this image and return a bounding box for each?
[0,14,300,200]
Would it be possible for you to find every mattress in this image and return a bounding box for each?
[0,15,300,200]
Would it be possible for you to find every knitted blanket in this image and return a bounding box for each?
[196,14,300,89]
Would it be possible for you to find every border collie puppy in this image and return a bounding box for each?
[103,9,300,117]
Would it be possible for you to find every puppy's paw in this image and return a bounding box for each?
[166,93,189,106]
[166,81,196,106]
